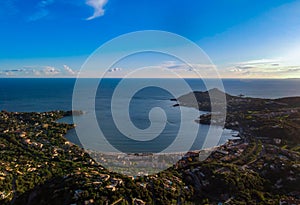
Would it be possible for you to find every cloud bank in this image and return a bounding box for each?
[0,65,77,77]
[224,58,300,78]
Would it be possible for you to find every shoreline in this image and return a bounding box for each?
[1,90,299,204]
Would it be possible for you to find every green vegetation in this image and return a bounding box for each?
[0,111,195,204]
[1,88,300,205]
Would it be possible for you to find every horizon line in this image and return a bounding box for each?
[0,77,299,80]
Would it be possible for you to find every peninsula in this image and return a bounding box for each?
[0,90,299,204]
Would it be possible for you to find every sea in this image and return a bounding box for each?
[1,78,299,153]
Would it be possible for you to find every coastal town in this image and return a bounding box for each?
[0,90,300,204]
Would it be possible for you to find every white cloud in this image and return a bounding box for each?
[160,61,217,75]
[43,66,60,75]
[223,58,300,78]
[108,67,122,72]
[0,65,77,77]
[63,65,76,75]
[160,61,204,70]
[86,0,108,20]
[235,58,281,65]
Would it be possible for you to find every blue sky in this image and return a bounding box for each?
[0,0,300,78]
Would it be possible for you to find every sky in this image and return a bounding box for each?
[0,0,300,78]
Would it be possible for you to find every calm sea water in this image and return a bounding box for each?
[1,78,299,153]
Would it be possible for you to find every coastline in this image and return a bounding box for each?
[1,88,299,204]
